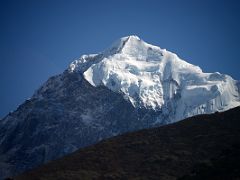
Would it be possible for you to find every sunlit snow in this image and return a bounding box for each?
[69,35,240,121]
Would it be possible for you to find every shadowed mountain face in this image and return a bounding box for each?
[15,107,240,180]
[0,71,159,179]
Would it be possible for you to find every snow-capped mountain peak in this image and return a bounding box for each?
[104,35,162,58]
[69,36,240,120]
[1,35,239,179]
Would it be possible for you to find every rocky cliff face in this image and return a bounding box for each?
[0,35,239,179]
[0,71,159,179]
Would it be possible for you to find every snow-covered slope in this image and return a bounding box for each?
[0,35,239,179]
[70,35,240,122]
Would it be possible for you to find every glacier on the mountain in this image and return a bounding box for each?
[70,35,240,122]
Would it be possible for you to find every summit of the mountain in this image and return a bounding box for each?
[69,36,240,121]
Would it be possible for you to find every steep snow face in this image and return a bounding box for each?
[70,35,240,121]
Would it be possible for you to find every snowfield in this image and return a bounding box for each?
[70,35,240,122]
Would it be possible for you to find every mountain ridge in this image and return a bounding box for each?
[0,36,239,179]
[69,35,240,120]
[15,106,240,180]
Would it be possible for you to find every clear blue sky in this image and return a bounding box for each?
[0,0,240,118]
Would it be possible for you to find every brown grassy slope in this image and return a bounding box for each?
[15,107,240,180]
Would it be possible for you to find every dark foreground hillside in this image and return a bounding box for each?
[15,107,240,180]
